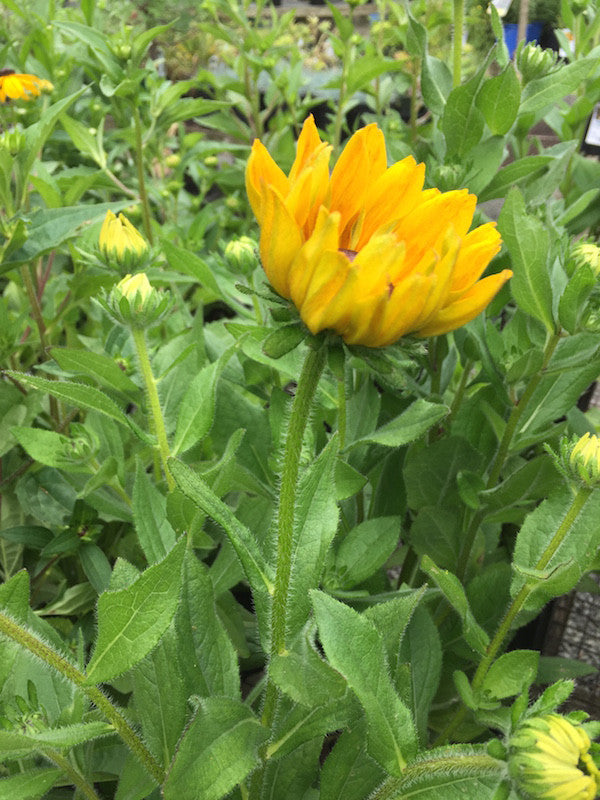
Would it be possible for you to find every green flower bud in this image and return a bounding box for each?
[516,42,558,84]
[98,210,148,271]
[509,714,600,800]
[568,432,600,488]
[568,241,600,278]
[224,235,257,274]
[0,128,25,155]
[101,272,172,329]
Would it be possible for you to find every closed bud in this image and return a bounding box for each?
[516,42,558,84]
[509,714,600,800]
[98,210,148,271]
[101,272,173,329]
[568,432,600,488]
[224,235,257,274]
[568,241,600,278]
[0,127,25,155]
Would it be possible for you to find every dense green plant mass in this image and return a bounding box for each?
[1,0,600,798]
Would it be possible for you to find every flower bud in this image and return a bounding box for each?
[516,42,558,84]
[568,432,600,488]
[98,210,148,271]
[568,241,600,278]
[509,714,600,800]
[224,235,257,274]
[0,127,25,155]
[101,272,172,329]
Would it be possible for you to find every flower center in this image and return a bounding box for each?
[339,248,358,262]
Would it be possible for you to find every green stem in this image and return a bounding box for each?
[369,752,504,800]
[452,0,465,88]
[439,484,593,744]
[44,749,102,800]
[132,107,153,244]
[131,326,174,491]
[337,377,347,451]
[448,358,472,423]
[409,60,420,143]
[455,330,561,581]
[271,345,326,657]
[332,43,351,156]
[0,611,164,785]
[251,346,326,799]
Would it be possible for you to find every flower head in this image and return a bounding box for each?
[245,116,511,347]
[568,242,600,278]
[0,69,53,103]
[509,714,600,800]
[569,432,600,487]
[99,210,148,270]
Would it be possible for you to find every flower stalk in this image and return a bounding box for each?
[452,0,465,87]
[132,107,153,244]
[131,326,174,491]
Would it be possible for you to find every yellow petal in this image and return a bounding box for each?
[395,189,476,264]
[411,229,461,329]
[286,143,332,233]
[448,223,502,300]
[259,185,303,298]
[415,269,513,337]
[298,250,352,334]
[288,207,341,308]
[288,115,325,183]
[351,232,405,297]
[357,156,426,250]
[245,139,288,223]
[367,274,433,346]
[329,124,387,230]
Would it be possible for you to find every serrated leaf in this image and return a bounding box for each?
[0,769,62,800]
[311,590,417,775]
[162,697,268,800]
[520,57,596,117]
[85,538,185,684]
[51,347,139,395]
[347,399,448,449]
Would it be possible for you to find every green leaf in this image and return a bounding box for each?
[1,202,128,272]
[347,399,448,449]
[442,69,486,159]
[287,439,339,641]
[261,739,321,800]
[0,769,62,800]
[172,349,233,456]
[162,239,221,295]
[476,63,520,135]
[319,723,385,800]
[410,507,460,572]
[262,324,305,359]
[537,656,597,683]
[175,552,240,699]
[497,187,554,331]
[481,650,539,700]
[162,697,268,800]
[60,114,106,168]
[511,487,600,611]
[400,606,442,744]
[520,57,596,117]
[333,516,400,589]
[79,542,112,593]
[311,591,417,775]
[270,648,347,708]
[478,155,552,203]
[85,538,186,684]
[10,427,89,472]
[0,722,114,760]
[558,266,596,335]
[51,347,139,395]
[7,373,150,443]
[420,555,489,655]
[132,459,177,564]
[421,55,452,116]
[168,458,274,641]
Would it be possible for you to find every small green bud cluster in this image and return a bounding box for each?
[516,41,558,84]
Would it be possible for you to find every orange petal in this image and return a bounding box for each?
[259,185,303,298]
[288,115,326,183]
[370,274,434,346]
[357,157,426,250]
[245,139,288,223]
[329,124,387,230]
[351,232,405,296]
[286,143,332,233]
[415,269,513,337]
[288,207,341,308]
[448,223,502,300]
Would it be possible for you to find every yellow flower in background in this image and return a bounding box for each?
[0,69,53,103]
[99,210,148,269]
[246,116,511,347]
[509,714,600,800]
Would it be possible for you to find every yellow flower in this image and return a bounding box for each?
[0,69,53,103]
[245,116,511,347]
[569,432,600,487]
[117,273,153,305]
[102,272,172,329]
[509,714,600,800]
[99,210,148,269]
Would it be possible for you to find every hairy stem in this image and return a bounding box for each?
[44,749,102,800]
[452,0,465,87]
[0,611,164,785]
[132,107,153,244]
